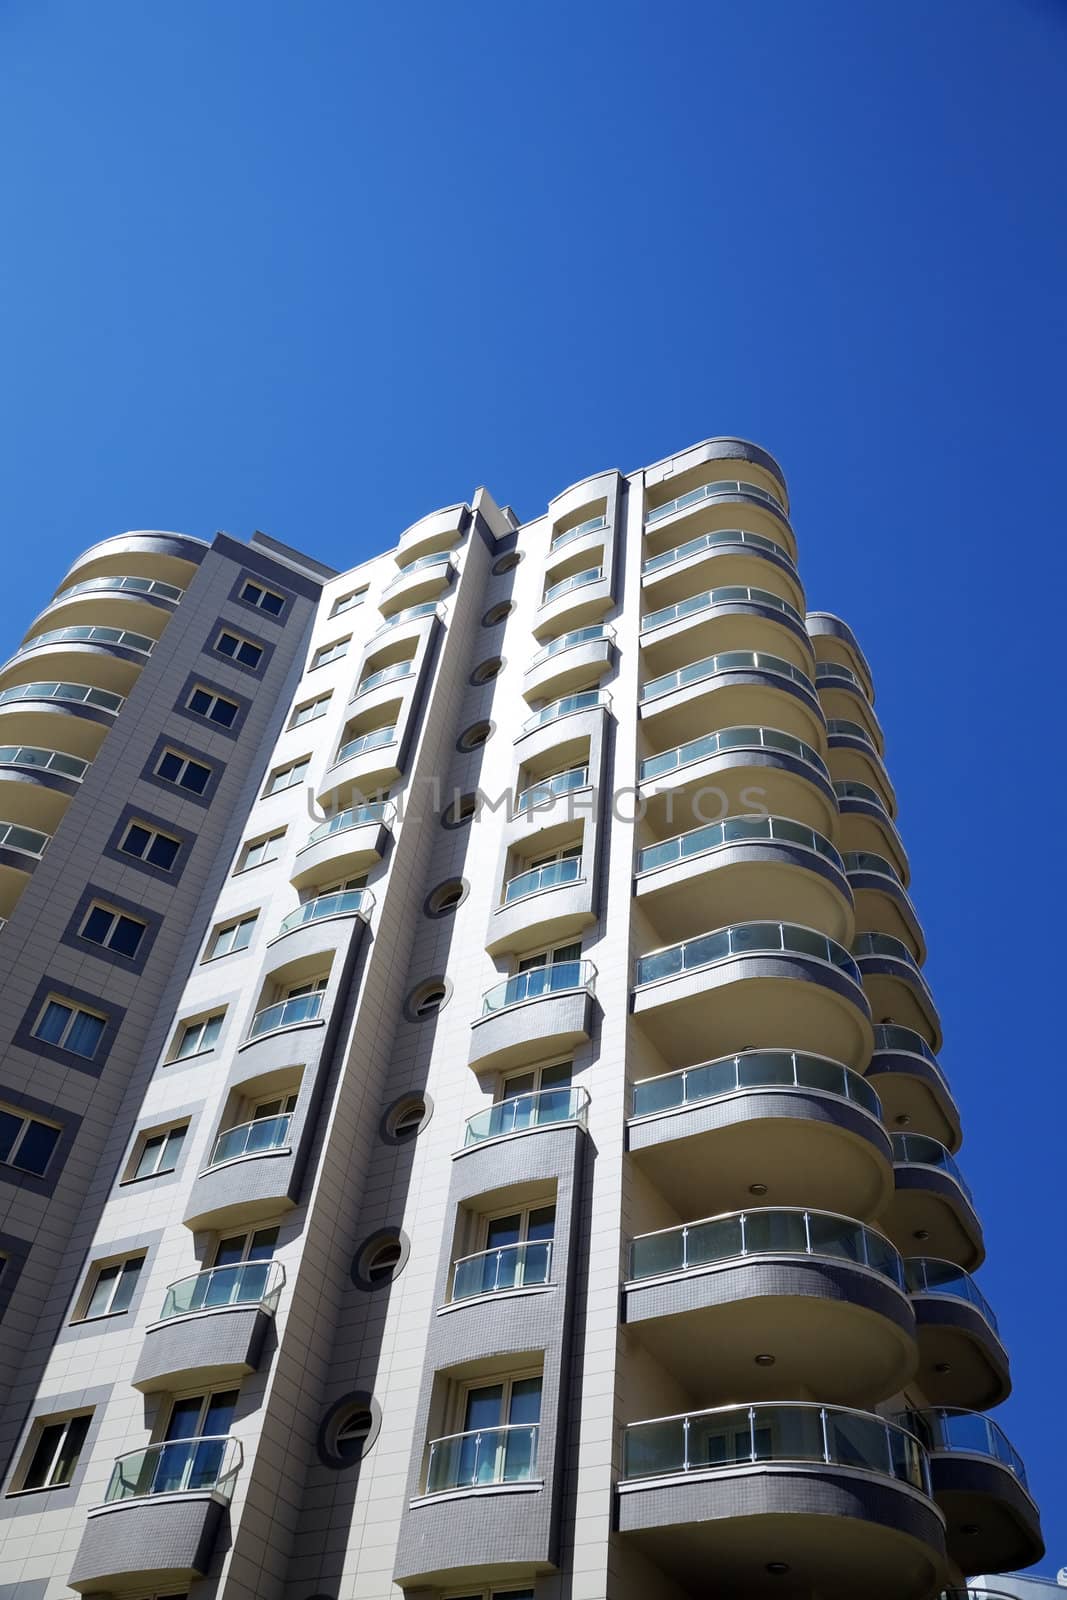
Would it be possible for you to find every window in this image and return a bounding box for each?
[155,747,211,795]
[120,819,182,871]
[458,720,492,752]
[289,692,331,729]
[482,600,514,627]
[502,1061,572,1100]
[127,1123,187,1182]
[427,878,466,916]
[361,1237,403,1285]
[0,1105,61,1176]
[78,1254,144,1320]
[331,586,368,617]
[443,792,478,827]
[240,580,285,616]
[79,902,148,959]
[468,1205,554,1292]
[163,1389,238,1447]
[471,657,503,684]
[311,636,350,670]
[517,941,581,972]
[173,1012,224,1060]
[186,684,239,728]
[205,913,258,960]
[236,829,285,872]
[335,1409,374,1460]
[411,982,447,1019]
[264,757,310,796]
[213,1226,277,1267]
[32,996,107,1059]
[13,1412,92,1492]
[215,629,263,669]
[390,1099,428,1138]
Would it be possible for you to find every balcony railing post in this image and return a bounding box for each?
[819,1407,831,1464]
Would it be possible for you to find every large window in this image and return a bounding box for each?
[77,1254,144,1321]
[215,629,263,669]
[288,692,331,729]
[0,1105,61,1176]
[126,1123,187,1182]
[119,819,182,871]
[236,828,285,872]
[12,1411,92,1492]
[310,636,349,669]
[330,586,367,617]
[186,684,239,728]
[264,757,310,796]
[155,748,212,795]
[32,996,107,1059]
[172,1011,225,1060]
[240,580,285,616]
[205,914,258,960]
[79,902,148,959]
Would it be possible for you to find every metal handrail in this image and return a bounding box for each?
[631,1048,880,1120]
[247,991,324,1039]
[450,1240,552,1300]
[630,1206,904,1288]
[642,647,814,705]
[891,1133,974,1204]
[278,888,373,935]
[542,566,603,606]
[104,1435,242,1503]
[464,1085,590,1144]
[303,801,395,848]
[904,1257,999,1334]
[640,723,828,783]
[22,624,154,654]
[636,921,861,988]
[897,1408,1029,1487]
[0,680,124,712]
[643,525,793,576]
[515,766,589,814]
[549,514,607,551]
[646,478,786,524]
[160,1259,286,1321]
[637,813,842,875]
[481,959,597,1015]
[521,689,610,734]
[209,1112,293,1167]
[503,856,581,903]
[425,1422,539,1493]
[0,819,51,857]
[642,584,804,634]
[352,661,413,698]
[0,744,88,779]
[333,725,397,766]
[527,624,615,669]
[53,574,183,603]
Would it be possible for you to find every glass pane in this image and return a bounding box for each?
[14,1120,60,1175]
[204,1390,239,1434]
[165,1398,205,1441]
[35,1000,72,1045]
[744,1211,807,1254]
[65,1010,105,1058]
[464,1385,503,1431]
[507,1378,542,1425]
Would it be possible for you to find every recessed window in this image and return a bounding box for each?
[215,629,263,669]
[409,978,448,1020]
[471,657,503,685]
[126,1122,187,1182]
[311,636,350,670]
[155,747,212,795]
[186,684,239,728]
[119,819,181,871]
[79,902,148,960]
[205,913,258,960]
[365,1240,402,1284]
[236,829,285,872]
[442,792,478,827]
[320,1394,382,1466]
[12,1412,92,1493]
[458,721,492,752]
[492,552,522,575]
[482,600,514,627]
[0,1104,61,1177]
[331,586,368,617]
[32,996,107,1059]
[289,692,332,729]
[264,756,310,796]
[384,1093,433,1141]
[336,1409,373,1459]
[77,1254,144,1321]
[426,878,467,917]
[240,580,285,616]
[172,1011,225,1060]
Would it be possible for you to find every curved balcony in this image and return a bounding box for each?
[640,649,825,754]
[886,1133,983,1271]
[853,932,941,1049]
[0,819,50,860]
[834,779,910,881]
[0,678,123,732]
[638,723,838,837]
[815,661,884,752]
[450,1239,552,1302]
[642,525,804,616]
[503,856,581,903]
[317,725,400,810]
[618,1402,944,1600]
[632,921,873,1069]
[69,1436,241,1594]
[424,1422,539,1496]
[25,583,178,645]
[57,529,204,594]
[905,1258,1010,1409]
[273,886,372,943]
[394,502,467,565]
[867,1024,961,1151]
[470,960,596,1072]
[522,624,615,703]
[0,746,80,828]
[644,476,796,566]
[489,854,594,956]
[827,717,896,813]
[371,600,441,637]
[845,851,925,961]
[635,813,853,944]
[2,625,154,696]
[378,550,453,615]
[533,561,613,639]
[806,612,875,700]
[352,660,413,700]
[628,1049,891,1221]
[641,585,813,680]
[0,743,88,782]
[0,818,51,919]
[900,1410,1043,1575]
[464,1084,590,1147]
[291,801,394,888]
[246,992,324,1043]
[550,512,607,553]
[133,1262,285,1393]
[185,1113,297,1232]
[53,572,184,606]
[626,1207,915,1404]
[514,764,589,816]
[519,688,611,739]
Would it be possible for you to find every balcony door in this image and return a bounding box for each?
[459,1375,542,1485]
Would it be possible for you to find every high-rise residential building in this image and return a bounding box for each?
[0,437,1044,1600]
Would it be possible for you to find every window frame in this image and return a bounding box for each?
[79,901,148,960]
[75,1253,146,1323]
[154,746,212,795]
[119,818,182,872]
[10,1410,93,1495]
[204,913,258,961]
[171,1011,225,1062]
[288,692,332,729]
[263,756,311,797]
[310,635,351,670]
[239,579,285,616]
[31,995,108,1060]
[235,828,286,873]
[0,1103,62,1177]
[185,683,240,728]
[214,628,264,670]
[124,1122,188,1184]
[330,586,368,618]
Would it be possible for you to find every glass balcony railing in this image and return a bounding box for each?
[0,819,50,858]
[278,888,372,935]
[899,1408,1028,1486]
[160,1259,285,1321]
[632,1048,880,1120]
[622,1402,928,1492]
[0,744,88,779]
[542,566,603,606]
[631,1207,904,1286]
[353,661,413,698]
[640,723,828,784]
[503,856,581,904]
[853,933,935,1007]
[645,478,786,525]
[464,1085,590,1144]
[54,573,184,603]
[0,680,124,712]
[389,549,452,583]
[843,850,902,883]
[642,584,803,635]
[450,1239,552,1300]
[373,601,439,633]
[550,514,607,552]
[904,1258,999,1333]
[334,725,397,766]
[641,648,813,705]
[23,624,154,654]
[816,660,864,689]
[827,716,877,745]
[481,959,596,1015]
[247,991,324,1039]
[105,1435,242,1503]
[527,623,614,669]
[303,801,393,849]
[521,689,610,734]
[891,1133,974,1204]
[637,814,841,876]
[209,1112,293,1167]
[834,778,888,809]
[643,525,793,577]
[872,1024,953,1096]
[515,765,589,815]
[636,922,861,988]
[426,1423,539,1493]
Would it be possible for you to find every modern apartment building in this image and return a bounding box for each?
[0,437,1045,1600]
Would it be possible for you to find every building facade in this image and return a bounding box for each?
[0,438,1045,1600]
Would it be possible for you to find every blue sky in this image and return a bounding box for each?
[3,0,1066,1574]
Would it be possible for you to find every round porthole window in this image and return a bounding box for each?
[382,1090,434,1142]
[318,1393,382,1468]
[470,657,503,685]
[482,600,514,627]
[442,791,478,828]
[492,551,522,576]
[426,878,468,917]
[406,977,450,1021]
[351,1228,411,1291]
[457,720,493,752]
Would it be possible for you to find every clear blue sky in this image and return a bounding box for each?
[2,0,1065,1574]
